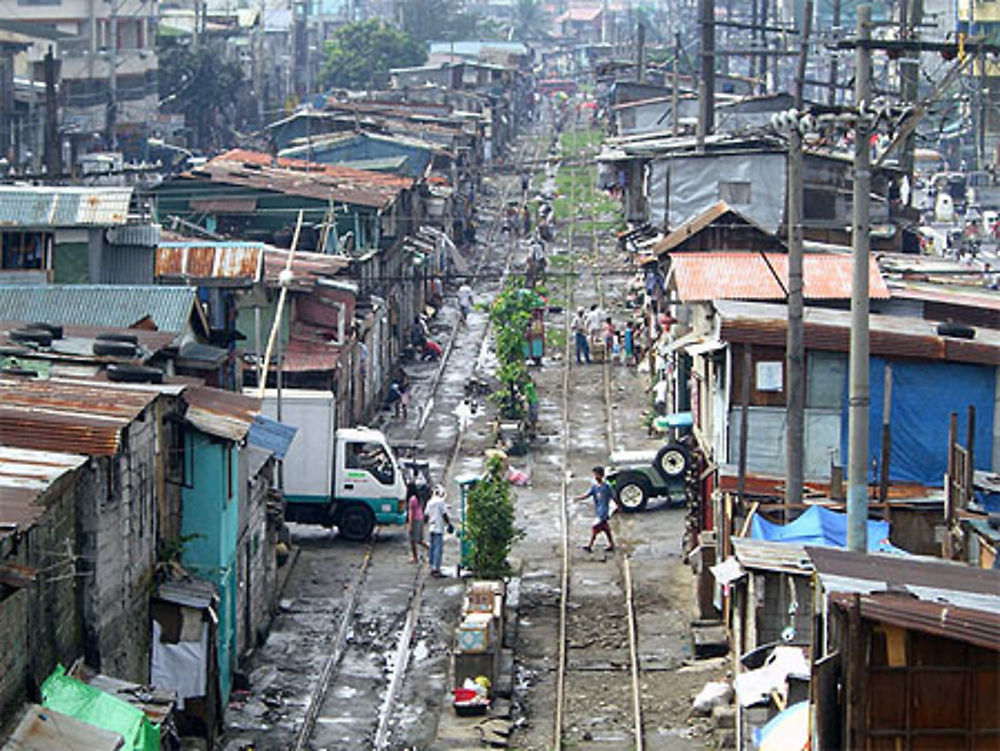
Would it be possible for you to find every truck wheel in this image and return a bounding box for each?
[337,504,375,542]
[616,474,651,512]
[655,443,691,480]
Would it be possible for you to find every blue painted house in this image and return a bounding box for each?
[179,386,261,703]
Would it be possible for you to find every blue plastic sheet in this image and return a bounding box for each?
[840,358,995,487]
[751,505,901,553]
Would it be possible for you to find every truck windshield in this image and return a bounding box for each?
[346,442,395,485]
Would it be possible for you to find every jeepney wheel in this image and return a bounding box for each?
[655,443,691,480]
[337,504,376,542]
[616,474,651,512]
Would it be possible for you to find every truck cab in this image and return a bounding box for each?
[258,390,407,541]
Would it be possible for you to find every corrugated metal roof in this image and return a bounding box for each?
[247,414,297,460]
[731,537,814,574]
[0,321,178,365]
[1,446,87,541]
[715,300,1000,366]
[0,285,199,334]
[829,591,1000,651]
[157,579,217,609]
[668,252,889,302]
[4,704,125,750]
[0,186,132,227]
[0,376,161,456]
[181,149,412,211]
[183,385,260,441]
[263,249,349,291]
[808,546,1000,602]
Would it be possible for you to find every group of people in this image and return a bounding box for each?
[571,304,641,366]
[406,483,454,576]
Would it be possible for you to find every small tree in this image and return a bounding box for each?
[488,282,544,419]
[466,457,523,577]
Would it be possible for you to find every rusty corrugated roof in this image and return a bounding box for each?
[668,251,889,302]
[155,242,264,285]
[263,248,349,290]
[0,377,161,456]
[829,591,1000,651]
[183,385,260,441]
[0,186,132,227]
[0,446,87,542]
[184,150,411,210]
[715,300,1000,366]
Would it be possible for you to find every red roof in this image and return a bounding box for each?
[217,149,413,189]
[668,252,889,302]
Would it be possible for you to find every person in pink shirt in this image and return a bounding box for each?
[407,483,427,563]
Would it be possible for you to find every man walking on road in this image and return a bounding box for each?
[572,307,590,363]
[574,466,618,552]
[426,485,454,576]
[459,281,474,322]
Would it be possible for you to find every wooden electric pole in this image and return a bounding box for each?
[696,0,715,149]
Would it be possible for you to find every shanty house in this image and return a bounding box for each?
[808,546,1000,751]
[0,447,88,722]
[668,295,998,500]
[0,185,160,284]
[0,377,180,686]
[176,386,260,705]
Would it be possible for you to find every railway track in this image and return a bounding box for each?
[551,127,645,751]
[290,130,549,751]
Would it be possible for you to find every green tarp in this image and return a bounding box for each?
[40,666,160,751]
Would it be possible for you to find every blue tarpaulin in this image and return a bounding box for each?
[751,506,901,553]
[840,357,995,487]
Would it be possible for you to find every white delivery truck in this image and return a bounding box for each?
[259,390,408,541]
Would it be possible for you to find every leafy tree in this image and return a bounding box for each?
[514,0,541,41]
[401,0,485,46]
[487,282,544,420]
[321,20,425,90]
[158,41,249,149]
[465,457,523,577]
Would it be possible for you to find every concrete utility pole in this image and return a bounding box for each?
[107,0,118,151]
[828,0,841,105]
[44,46,61,176]
[696,0,715,149]
[898,0,923,190]
[637,21,645,83]
[672,31,681,134]
[847,4,872,554]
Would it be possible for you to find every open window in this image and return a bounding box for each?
[346,441,395,485]
[2,231,52,272]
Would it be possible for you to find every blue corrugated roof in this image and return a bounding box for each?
[0,285,198,333]
[247,414,297,460]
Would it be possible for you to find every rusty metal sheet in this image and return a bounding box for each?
[183,385,260,441]
[669,252,889,302]
[155,243,264,285]
[0,186,132,227]
[0,376,160,456]
[829,591,1000,651]
[715,300,1000,366]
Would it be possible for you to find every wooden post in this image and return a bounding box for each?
[966,405,975,510]
[879,364,892,511]
[737,343,752,503]
[944,411,957,558]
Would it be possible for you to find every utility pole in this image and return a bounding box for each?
[898,0,922,189]
[828,0,841,105]
[107,0,118,151]
[785,0,811,510]
[847,4,872,554]
[696,0,715,149]
[672,31,681,134]
[637,21,645,83]
[44,45,61,176]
